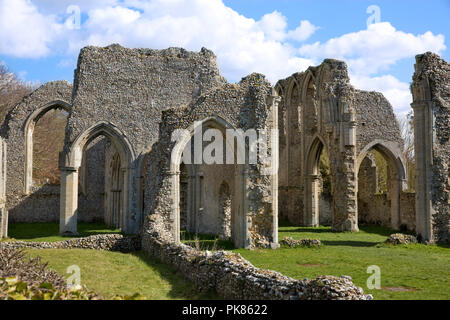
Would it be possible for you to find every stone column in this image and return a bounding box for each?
[412,101,434,241]
[59,168,79,235]
[194,171,204,234]
[304,174,320,227]
[168,170,180,243]
[0,209,7,239]
[388,173,402,230]
[332,110,358,232]
[411,53,450,243]
[186,172,196,233]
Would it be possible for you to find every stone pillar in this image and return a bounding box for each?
[332,110,358,232]
[120,167,128,232]
[186,172,196,233]
[411,53,449,243]
[0,208,7,239]
[304,174,320,227]
[389,177,402,230]
[168,170,180,243]
[59,168,79,235]
[412,101,434,241]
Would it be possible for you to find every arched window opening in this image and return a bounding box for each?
[357,144,406,230]
[78,136,108,224]
[318,148,332,226]
[173,118,246,248]
[31,108,68,187]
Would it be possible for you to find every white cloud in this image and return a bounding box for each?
[299,22,446,75]
[299,22,445,115]
[65,0,318,82]
[0,0,63,58]
[287,20,319,42]
[0,0,446,116]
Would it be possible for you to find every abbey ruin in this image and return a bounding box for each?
[0,45,448,247]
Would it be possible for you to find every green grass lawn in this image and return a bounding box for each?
[7,222,450,300]
[25,249,216,300]
[234,223,450,300]
[4,222,122,242]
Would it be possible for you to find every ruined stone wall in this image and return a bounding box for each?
[143,73,279,249]
[359,194,390,227]
[318,196,332,226]
[77,137,107,223]
[0,234,140,252]
[141,216,370,300]
[59,45,227,234]
[0,81,72,223]
[354,90,403,154]
[67,44,226,153]
[276,59,405,232]
[400,192,416,231]
[411,52,450,243]
[276,60,360,231]
[194,163,235,236]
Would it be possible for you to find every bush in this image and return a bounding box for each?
[0,247,66,289]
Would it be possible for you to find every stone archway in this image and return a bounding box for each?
[304,136,328,227]
[23,100,71,195]
[356,140,407,229]
[169,116,247,248]
[59,121,135,235]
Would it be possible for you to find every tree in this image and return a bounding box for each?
[399,111,415,191]
[0,64,33,122]
[0,63,66,185]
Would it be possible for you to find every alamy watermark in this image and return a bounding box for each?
[171,122,278,176]
[366,265,381,289]
[66,264,81,289]
[65,5,81,30]
[366,5,381,27]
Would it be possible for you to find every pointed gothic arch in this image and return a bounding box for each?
[24,100,71,194]
[169,115,248,248]
[59,121,135,235]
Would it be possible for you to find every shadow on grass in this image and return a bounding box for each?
[320,240,379,247]
[280,226,334,234]
[7,222,122,241]
[131,250,220,300]
[280,219,402,237]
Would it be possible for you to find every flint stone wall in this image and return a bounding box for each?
[77,137,107,222]
[60,44,227,234]
[143,73,278,249]
[0,81,72,223]
[354,90,404,154]
[399,192,416,231]
[358,192,415,231]
[0,234,140,252]
[141,216,370,300]
[67,44,226,153]
[276,58,405,230]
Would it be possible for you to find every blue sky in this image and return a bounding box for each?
[0,0,448,116]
